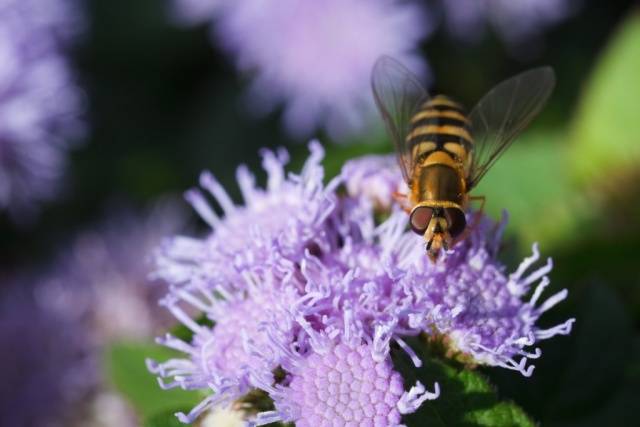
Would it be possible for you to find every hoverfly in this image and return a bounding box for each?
[372,56,555,261]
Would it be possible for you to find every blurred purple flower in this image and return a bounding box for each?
[0,200,185,426]
[0,280,96,427]
[0,0,84,219]
[172,0,431,139]
[342,153,407,210]
[83,391,139,427]
[149,148,574,424]
[442,0,578,47]
[171,0,223,24]
[45,200,187,342]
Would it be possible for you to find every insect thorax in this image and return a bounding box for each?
[412,161,465,207]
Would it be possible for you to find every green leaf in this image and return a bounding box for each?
[104,341,202,420]
[393,338,535,427]
[474,130,585,250]
[144,410,189,427]
[570,12,640,184]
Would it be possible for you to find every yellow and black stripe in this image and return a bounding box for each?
[407,95,473,164]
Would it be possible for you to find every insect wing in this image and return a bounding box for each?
[467,67,556,188]
[371,55,428,183]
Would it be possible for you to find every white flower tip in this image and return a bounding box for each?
[175,411,193,424]
[145,358,159,372]
[523,365,535,377]
[531,242,540,254]
[562,318,577,333]
[398,380,440,414]
[183,188,199,202]
[157,377,172,390]
[199,170,215,187]
[430,381,441,399]
[308,139,324,157]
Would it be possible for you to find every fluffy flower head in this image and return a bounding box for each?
[249,308,440,427]
[154,141,339,292]
[174,0,430,138]
[0,0,84,218]
[149,148,574,424]
[342,154,406,210]
[411,214,576,375]
[442,0,578,47]
[0,280,96,427]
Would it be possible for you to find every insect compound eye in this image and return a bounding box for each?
[444,208,466,238]
[410,206,433,234]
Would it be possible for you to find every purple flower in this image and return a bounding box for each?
[172,0,431,139]
[342,154,407,211]
[45,200,187,342]
[441,0,578,47]
[0,0,84,219]
[294,207,574,377]
[404,213,576,376]
[149,148,574,424]
[0,280,96,427]
[148,270,301,423]
[249,314,440,427]
[154,142,340,294]
[170,0,223,24]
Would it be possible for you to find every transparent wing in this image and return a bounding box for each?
[467,66,556,189]
[371,55,428,183]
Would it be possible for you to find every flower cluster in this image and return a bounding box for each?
[441,0,578,48]
[342,154,406,211]
[0,0,85,219]
[45,201,187,343]
[0,279,96,427]
[170,0,431,139]
[149,143,574,425]
[0,201,186,426]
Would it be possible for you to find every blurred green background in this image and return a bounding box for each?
[1,0,639,425]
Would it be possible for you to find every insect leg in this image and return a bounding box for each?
[392,191,412,213]
[468,195,486,214]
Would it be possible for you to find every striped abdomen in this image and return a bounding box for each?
[408,95,472,206]
[407,95,473,171]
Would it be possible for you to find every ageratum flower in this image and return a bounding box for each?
[0,280,96,427]
[295,206,575,377]
[172,0,430,139]
[342,154,406,211]
[43,201,186,342]
[149,148,574,424]
[404,213,576,376]
[0,0,84,219]
[148,270,301,423]
[153,142,340,294]
[249,312,440,427]
[19,202,184,427]
[441,0,578,47]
